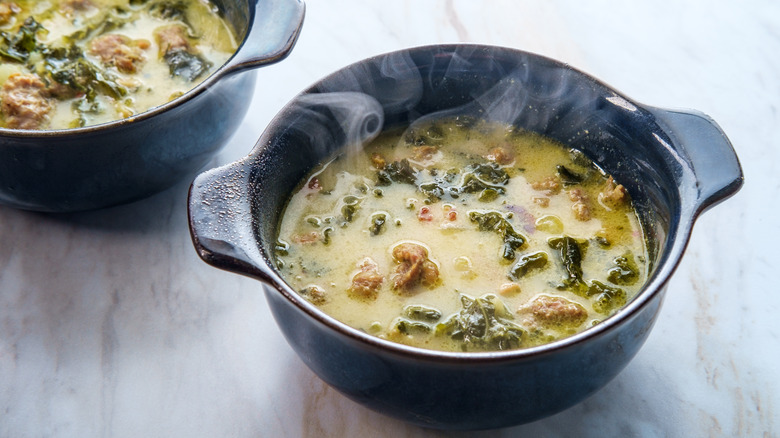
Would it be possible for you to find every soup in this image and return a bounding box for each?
[0,0,237,130]
[274,117,649,352]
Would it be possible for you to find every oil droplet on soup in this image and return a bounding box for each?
[275,117,649,352]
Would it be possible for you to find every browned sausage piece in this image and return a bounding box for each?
[1,74,52,130]
[349,258,384,299]
[531,176,562,196]
[486,145,515,165]
[568,187,591,221]
[89,34,148,74]
[600,176,629,206]
[154,24,191,56]
[391,242,439,290]
[519,295,588,328]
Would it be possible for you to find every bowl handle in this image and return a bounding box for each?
[220,0,306,76]
[647,107,744,215]
[187,160,274,283]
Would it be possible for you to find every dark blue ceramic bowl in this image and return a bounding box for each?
[188,45,743,430]
[0,0,305,212]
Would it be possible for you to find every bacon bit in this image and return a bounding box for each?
[418,206,433,221]
[442,204,458,221]
[531,176,562,195]
[307,176,321,190]
[371,152,386,169]
[291,231,320,244]
[532,197,550,208]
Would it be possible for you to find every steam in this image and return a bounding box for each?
[282,46,596,160]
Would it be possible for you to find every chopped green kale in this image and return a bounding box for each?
[394,318,433,335]
[42,45,127,100]
[376,159,418,186]
[469,210,526,260]
[548,236,589,295]
[0,17,43,62]
[147,0,195,30]
[436,294,525,351]
[588,280,627,314]
[64,8,133,43]
[419,162,509,202]
[607,252,639,285]
[556,165,584,186]
[369,212,387,236]
[339,195,361,224]
[402,304,442,323]
[164,50,211,81]
[509,251,548,280]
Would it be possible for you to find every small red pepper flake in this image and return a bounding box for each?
[418,206,433,221]
[307,177,321,190]
[447,210,458,221]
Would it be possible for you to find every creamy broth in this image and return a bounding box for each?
[0,0,236,130]
[275,118,649,352]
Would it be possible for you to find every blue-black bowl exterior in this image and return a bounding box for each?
[0,73,255,212]
[264,282,664,429]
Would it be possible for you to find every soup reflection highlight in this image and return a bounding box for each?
[274,117,649,352]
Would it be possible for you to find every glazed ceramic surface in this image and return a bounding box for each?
[0,0,305,212]
[188,45,742,429]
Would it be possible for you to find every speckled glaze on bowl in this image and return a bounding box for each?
[0,0,305,212]
[188,45,743,430]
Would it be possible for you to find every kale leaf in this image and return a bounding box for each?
[509,251,549,280]
[376,159,418,186]
[548,236,589,295]
[402,304,442,323]
[588,280,627,314]
[369,212,386,236]
[556,164,584,186]
[42,45,127,100]
[607,252,639,285]
[419,162,509,202]
[436,294,524,351]
[0,17,42,62]
[164,50,211,81]
[469,210,526,260]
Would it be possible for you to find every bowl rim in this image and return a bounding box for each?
[248,43,697,363]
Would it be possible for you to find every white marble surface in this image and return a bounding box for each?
[1,0,777,436]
